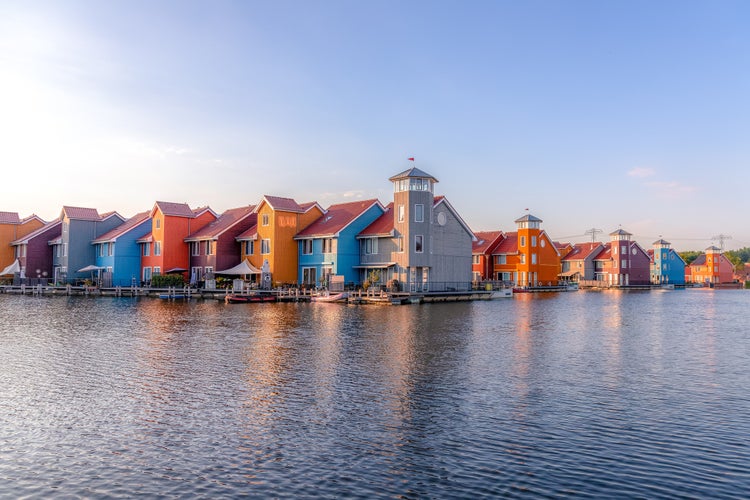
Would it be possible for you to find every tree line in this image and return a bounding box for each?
[679,247,750,269]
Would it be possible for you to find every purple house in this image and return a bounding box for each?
[10,219,63,284]
[184,205,257,285]
[592,229,651,286]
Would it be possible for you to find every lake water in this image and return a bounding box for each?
[1,290,749,498]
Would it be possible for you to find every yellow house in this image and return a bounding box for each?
[237,195,323,285]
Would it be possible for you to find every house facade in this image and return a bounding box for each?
[560,242,605,282]
[0,212,45,272]
[686,246,734,285]
[471,230,505,282]
[139,202,217,284]
[240,196,324,285]
[9,219,62,283]
[295,199,385,287]
[650,239,686,285]
[357,167,474,292]
[53,207,125,283]
[92,211,152,287]
[490,214,561,287]
[184,205,257,284]
[592,229,651,286]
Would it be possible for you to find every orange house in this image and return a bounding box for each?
[138,201,216,283]
[491,214,562,287]
[686,246,735,285]
[0,212,45,272]
[237,195,323,285]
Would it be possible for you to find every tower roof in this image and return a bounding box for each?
[514,214,542,224]
[653,239,671,246]
[610,228,632,237]
[388,167,438,182]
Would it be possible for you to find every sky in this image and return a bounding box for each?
[1,0,748,250]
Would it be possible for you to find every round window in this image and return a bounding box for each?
[631,248,637,255]
[540,239,546,248]
[437,212,447,226]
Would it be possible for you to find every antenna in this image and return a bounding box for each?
[711,234,732,251]
[584,227,603,243]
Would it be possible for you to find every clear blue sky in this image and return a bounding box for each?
[1,1,748,250]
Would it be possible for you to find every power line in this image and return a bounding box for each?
[584,227,603,243]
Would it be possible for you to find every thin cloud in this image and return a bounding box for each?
[645,181,698,196]
[627,167,656,178]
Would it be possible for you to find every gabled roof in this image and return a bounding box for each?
[388,167,438,182]
[153,201,195,218]
[61,206,101,221]
[136,233,153,243]
[185,205,256,241]
[92,212,151,244]
[0,211,21,224]
[11,219,62,245]
[433,196,476,241]
[235,224,258,241]
[21,214,46,225]
[358,203,394,237]
[255,195,322,214]
[562,242,603,261]
[514,213,542,223]
[192,206,218,218]
[296,199,383,239]
[593,243,612,260]
[493,232,519,255]
[472,231,504,254]
[690,254,707,266]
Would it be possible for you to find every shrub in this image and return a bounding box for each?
[151,274,185,288]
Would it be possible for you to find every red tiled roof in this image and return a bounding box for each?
[0,211,20,224]
[62,206,101,221]
[154,201,195,217]
[593,243,612,260]
[562,242,602,261]
[186,206,256,240]
[298,201,323,213]
[92,212,151,243]
[261,195,304,213]
[472,231,503,254]
[297,199,381,238]
[236,224,258,241]
[20,214,45,225]
[358,202,394,237]
[493,232,518,254]
[433,195,445,205]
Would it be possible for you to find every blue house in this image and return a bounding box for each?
[294,199,385,287]
[650,239,686,285]
[92,211,152,287]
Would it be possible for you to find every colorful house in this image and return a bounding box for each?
[471,230,505,282]
[560,242,605,282]
[650,239,686,285]
[8,218,62,283]
[294,199,385,287]
[184,205,257,285]
[138,202,217,284]
[591,229,651,286]
[91,211,152,287]
[686,246,734,285]
[238,195,324,286]
[52,207,125,284]
[0,212,45,272]
[357,167,474,292]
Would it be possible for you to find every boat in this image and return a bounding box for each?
[159,293,187,300]
[489,288,513,299]
[311,292,348,303]
[225,294,277,303]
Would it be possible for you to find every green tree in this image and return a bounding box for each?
[679,251,702,265]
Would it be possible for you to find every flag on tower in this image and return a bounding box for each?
[408,157,415,161]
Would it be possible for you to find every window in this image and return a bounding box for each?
[414,204,424,222]
[621,245,627,254]
[108,243,114,256]
[613,246,617,255]
[622,259,627,268]
[415,235,423,253]
[143,243,150,256]
[397,236,404,252]
[472,255,480,264]
[531,236,537,247]
[520,236,526,247]
[496,255,507,265]
[204,266,213,277]
[261,239,271,254]
[205,240,215,255]
[99,244,105,257]
[322,238,333,253]
[303,267,317,286]
[540,239,546,248]
[154,241,162,256]
[531,253,537,264]
[155,218,161,229]
[262,214,269,226]
[520,254,526,264]
[302,239,313,255]
[244,240,255,255]
[143,267,152,282]
[191,242,200,256]
[153,266,161,276]
[398,205,405,222]
[365,238,378,255]
[192,267,203,282]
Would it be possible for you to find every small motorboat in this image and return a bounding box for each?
[311,292,348,303]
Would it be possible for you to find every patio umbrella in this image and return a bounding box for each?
[77,264,104,284]
[0,259,21,276]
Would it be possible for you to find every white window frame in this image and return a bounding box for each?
[262,214,270,226]
[143,267,152,282]
[302,239,313,255]
[154,241,162,256]
[153,266,161,276]
[398,205,405,222]
[191,242,200,256]
[414,204,424,222]
[520,236,526,247]
[261,239,271,255]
